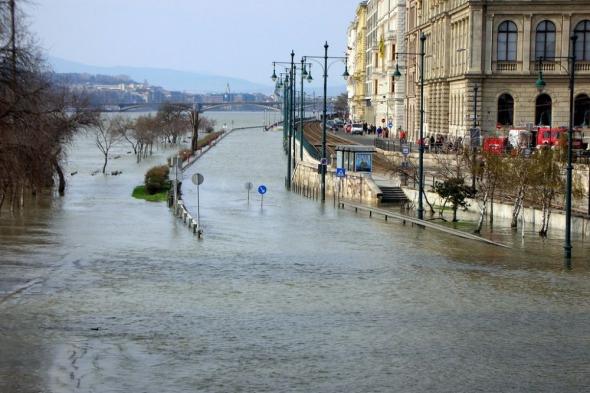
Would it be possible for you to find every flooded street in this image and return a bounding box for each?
[1,112,590,392]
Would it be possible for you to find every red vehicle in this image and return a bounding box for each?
[483,136,508,155]
[536,126,584,150]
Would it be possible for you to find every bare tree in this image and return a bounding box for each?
[94,115,124,174]
[0,1,97,210]
[472,152,505,234]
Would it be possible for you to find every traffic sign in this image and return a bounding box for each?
[245,182,253,190]
[388,122,393,129]
[191,173,204,185]
[402,145,410,156]
[336,168,346,177]
[320,157,328,165]
[258,185,267,195]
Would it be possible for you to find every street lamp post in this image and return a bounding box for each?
[535,35,577,262]
[395,33,426,219]
[303,42,349,203]
[472,85,478,190]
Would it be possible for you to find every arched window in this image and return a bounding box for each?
[574,94,590,127]
[498,21,518,61]
[497,94,514,126]
[574,20,590,61]
[535,20,556,59]
[535,94,552,126]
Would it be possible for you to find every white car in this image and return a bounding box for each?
[351,123,364,135]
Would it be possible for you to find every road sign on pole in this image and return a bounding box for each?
[402,145,410,156]
[191,173,204,235]
[191,173,204,185]
[245,182,253,203]
[336,168,346,177]
[258,184,267,209]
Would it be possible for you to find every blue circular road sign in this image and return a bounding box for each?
[258,185,267,195]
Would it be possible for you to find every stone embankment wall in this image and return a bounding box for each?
[402,188,590,236]
[292,161,382,203]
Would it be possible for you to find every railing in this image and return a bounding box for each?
[493,61,519,72]
[374,138,415,153]
[298,129,321,161]
[533,61,556,71]
[575,62,590,72]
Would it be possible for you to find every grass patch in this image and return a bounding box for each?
[132,184,171,202]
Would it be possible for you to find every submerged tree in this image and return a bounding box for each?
[0,0,96,210]
[94,115,124,174]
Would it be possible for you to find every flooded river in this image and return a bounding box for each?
[1,112,589,392]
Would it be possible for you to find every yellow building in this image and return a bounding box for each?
[347,2,368,122]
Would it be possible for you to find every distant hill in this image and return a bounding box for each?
[48,56,347,96]
[49,57,272,94]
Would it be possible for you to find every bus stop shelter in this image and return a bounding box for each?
[335,145,376,173]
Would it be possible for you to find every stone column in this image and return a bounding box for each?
[523,14,532,73]
[485,14,494,75]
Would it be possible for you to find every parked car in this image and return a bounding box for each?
[351,123,364,135]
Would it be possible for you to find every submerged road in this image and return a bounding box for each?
[1,112,589,392]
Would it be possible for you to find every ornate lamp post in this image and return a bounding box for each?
[303,42,349,202]
[393,32,426,219]
[535,35,577,262]
[272,56,312,187]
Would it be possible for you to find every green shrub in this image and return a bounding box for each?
[144,165,170,195]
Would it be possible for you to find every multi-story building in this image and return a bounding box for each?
[360,0,406,134]
[347,2,368,122]
[404,0,590,143]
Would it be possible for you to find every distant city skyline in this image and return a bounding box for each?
[24,0,358,87]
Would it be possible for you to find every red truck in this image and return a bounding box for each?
[536,126,584,150]
[483,136,508,155]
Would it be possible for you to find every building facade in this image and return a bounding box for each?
[361,0,407,133]
[347,2,368,121]
[404,0,590,143]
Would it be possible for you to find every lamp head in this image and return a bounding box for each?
[393,63,402,80]
[343,58,350,80]
[271,63,277,82]
[302,64,308,77]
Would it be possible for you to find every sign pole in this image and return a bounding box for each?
[197,182,200,229]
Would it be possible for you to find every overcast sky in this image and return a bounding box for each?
[24,0,358,85]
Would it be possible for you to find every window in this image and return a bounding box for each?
[535,94,552,126]
[374,79,378,95]
[390,76,395,94]
[574,20,590,61]
[497,21,518,61]
[535,20,556,59]
[391,44,396,61]
[574,94,590,126]
[497,94,514,126]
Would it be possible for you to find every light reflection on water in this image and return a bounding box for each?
[0,112,589,392]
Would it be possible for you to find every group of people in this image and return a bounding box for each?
[360,122,390,138]
[421,134,464,153]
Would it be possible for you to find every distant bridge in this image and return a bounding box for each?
[115,101,284,113]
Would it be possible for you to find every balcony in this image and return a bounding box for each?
[575,62,590,72]
[532,61,556,72]
[493,61,520,72]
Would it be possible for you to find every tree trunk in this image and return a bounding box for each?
[54,159,66,196]
[452,203,458,222]
[511,190,524,228]
[474,191,488,234]
[102,153,108,174]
